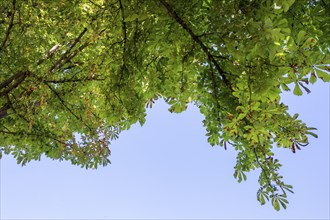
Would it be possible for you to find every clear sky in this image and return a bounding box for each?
[0,81,329,219]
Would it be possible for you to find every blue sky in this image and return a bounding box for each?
[1,81,329,219]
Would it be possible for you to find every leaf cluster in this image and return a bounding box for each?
[0,0,329,210]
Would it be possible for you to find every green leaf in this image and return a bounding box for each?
[0,0,328,210]
[125,14,139,22]
[307,127,317,130]
[315,69,330,82]
[310,72,317,84]
[267,87,281,100]
[297,30,307,45]
[238,173,242,183]
[293,113,299,119]
[264,17,273,29]
[242,172,247,181]
[283,184,294,194]
[279,199,287,209]
[306,131,318,139]
[282,0,295,12]
[138,117,146,126]
[293,83,303,96]
[272,198,280,211]
[298,82,311,94]
[280,83,290,91]
[258,193,266,205]
[274,18,288,28]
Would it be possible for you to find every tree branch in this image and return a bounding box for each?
[0,80,37,120]
[118,0,127,49]
[0,103,11,119]
[37,44,60,65]
[0,0,16,51]
[0,71,29,98]
[158,0,232,91]
[0,71,25,91]
[253,149,273,190]
[0,29,88,120]
[118,0,127,63]
[48,28,88,73]
[44,82,81,121]
[0,129,67,146]
[88,0,105,9]
[44,82,94,133]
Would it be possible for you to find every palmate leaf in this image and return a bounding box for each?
[0,0,329,211]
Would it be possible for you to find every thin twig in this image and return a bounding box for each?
[253,149,273,190]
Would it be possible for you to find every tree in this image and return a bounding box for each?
[0,0,329,210]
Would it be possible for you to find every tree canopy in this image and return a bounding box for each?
[1,0,329,210]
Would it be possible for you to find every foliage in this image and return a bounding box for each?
[0,0,329,210]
